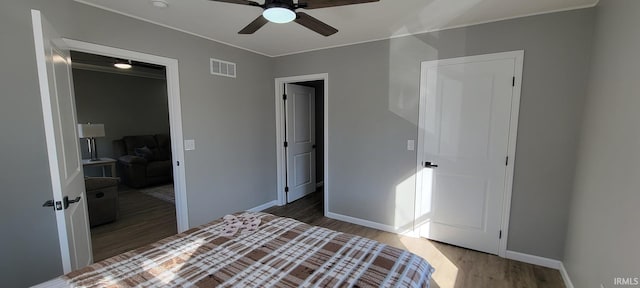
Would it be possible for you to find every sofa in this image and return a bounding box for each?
[113,134,173,188]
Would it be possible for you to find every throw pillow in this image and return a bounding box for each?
[134,146,154,161]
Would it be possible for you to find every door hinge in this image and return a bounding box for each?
[505,156,509,166]
[284,141,288,148]
[282,93,287,100]
[499,230,502,239]
[512,76,515,87]
[284,186,289,193]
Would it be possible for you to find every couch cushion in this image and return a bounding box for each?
[123,135,157,155]
[147,160,172,177]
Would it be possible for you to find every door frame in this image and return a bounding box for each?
[62,39,190,233]
[274,74,328,213]
[415,50,524,257]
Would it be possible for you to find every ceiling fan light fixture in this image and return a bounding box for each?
[263,6,296,24]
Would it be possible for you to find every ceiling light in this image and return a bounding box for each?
[114,60,132,69]
[263,6,296,24]
[151,0,169,8]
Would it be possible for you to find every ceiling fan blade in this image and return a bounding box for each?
[300,0,379,9]
[208,0,261,7]
[295,12,338,36]
[239,15,269,34]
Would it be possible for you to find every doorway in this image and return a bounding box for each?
[70,50,178,261]
[64,40,188,236]
[274,74,328,213]
[415,51,523,257]
[33,10,188,272]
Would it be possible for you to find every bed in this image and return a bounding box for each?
[45,212,434,287]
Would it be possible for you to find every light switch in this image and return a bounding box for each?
[184,139,195,151]
[407,140,415,151]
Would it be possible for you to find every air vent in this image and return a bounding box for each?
[210,58,236,78]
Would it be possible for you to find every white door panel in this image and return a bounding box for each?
[32,10,93,272]
[286,84,316,203]
[417,55,518,255]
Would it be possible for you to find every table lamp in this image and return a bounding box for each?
[77,123,105,161]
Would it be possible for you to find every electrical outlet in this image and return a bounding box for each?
[407,140,415,151]
[184,139,195,151]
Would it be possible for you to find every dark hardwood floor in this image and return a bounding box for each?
[264,191,565,288]
[90,185,177,262]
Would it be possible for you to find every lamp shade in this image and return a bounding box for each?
[77,123,105,138]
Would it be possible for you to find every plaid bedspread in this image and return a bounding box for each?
[63,212,434,287]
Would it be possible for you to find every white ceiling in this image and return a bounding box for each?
[75,0,597,57]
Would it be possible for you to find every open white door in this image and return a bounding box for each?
[416,52,522,255]
[285,84,316,203]
[32,10,93,272]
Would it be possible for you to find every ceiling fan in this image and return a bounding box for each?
[208,0,380,36]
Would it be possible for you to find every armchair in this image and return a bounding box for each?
[113,134,173,188]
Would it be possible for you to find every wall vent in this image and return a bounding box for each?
[210,58,236,78]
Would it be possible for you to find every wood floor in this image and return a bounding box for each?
[264,191,565,288]
[90,185,177,262]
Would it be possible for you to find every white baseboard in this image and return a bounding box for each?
[504,251,575,287]
[559,262,575,288]
[247,200,278,212]
[325,212,416,236]
[505,250,561,269]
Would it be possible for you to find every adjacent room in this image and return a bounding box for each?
[71,51,178,261]
[1,0,638,288]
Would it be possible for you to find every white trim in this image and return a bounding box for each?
[500,50,524,257]
[415,50,524,258]
[63,39,190,233]
[73,0,596,58]
[271,5,597,57]
[504,250,561,270]
[326,212,417,237]
[559,262,575,288]
[247,200,278,212]
[274,74,329,215]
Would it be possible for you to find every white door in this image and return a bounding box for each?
[416,52,522,255]
[32,10,93,272]
[285,84,316,203]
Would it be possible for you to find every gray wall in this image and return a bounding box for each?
[0,0,275,286]
[73,69,170,160]
[0,2,64,286]
[274,8,595,260]
[563,1,640,287]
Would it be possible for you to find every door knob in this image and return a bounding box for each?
[42,199,62,211]
[424,161,438,168]
[63,196,81,209]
